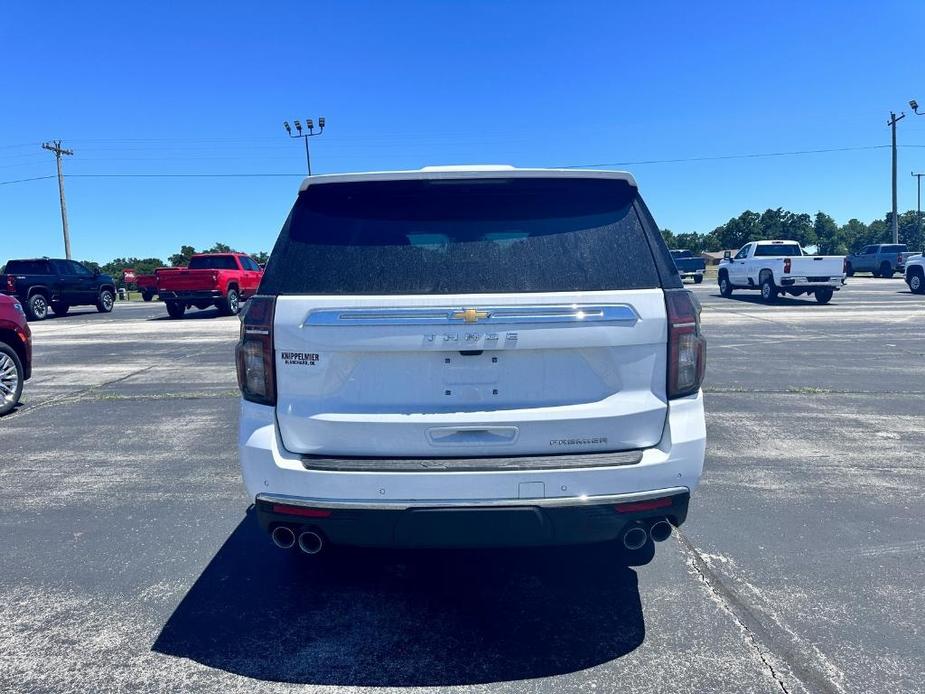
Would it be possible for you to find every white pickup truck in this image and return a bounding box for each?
[905,253,925,294]
[718,240,846,304]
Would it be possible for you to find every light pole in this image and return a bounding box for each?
[283,118,326,175]
[913,171,924,242]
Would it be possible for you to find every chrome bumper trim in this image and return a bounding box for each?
[256,486,689,511]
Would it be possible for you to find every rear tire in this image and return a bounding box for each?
[26,294,48,321]
[694,274,703,284]
[880,261,894,279]
[141,291,154,302]
[51,302,70,316]
[760,276,778,303]
[165,301,186,319]
[718,273,734,298]
[218,288,240,316]
[815,288,834,304]
[909,270,925,294]
[96,289,114,313]
[0,342,24,416]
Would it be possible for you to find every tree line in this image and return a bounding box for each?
[661,208,924,255]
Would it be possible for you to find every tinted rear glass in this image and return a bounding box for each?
[754,244,802,257]
[882,245,906,253]
[188,255,238,270]
[261,177,661,295]
[6,260,51,274]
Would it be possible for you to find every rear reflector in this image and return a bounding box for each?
[271,503,332,518]
[614,497,673,513]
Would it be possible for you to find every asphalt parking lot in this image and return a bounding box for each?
[2,277,923,694]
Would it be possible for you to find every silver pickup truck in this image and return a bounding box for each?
[844,244,913,278]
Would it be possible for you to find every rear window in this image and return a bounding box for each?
[5,260,51,275]
[260,177,663,295]
[882,245,906,253]
[188,255,238,270]
[754,244,802,257]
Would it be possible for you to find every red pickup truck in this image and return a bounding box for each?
[155,253,263,319]
[134,272,163,302]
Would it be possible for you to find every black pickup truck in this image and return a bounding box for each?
[2,258,117,320]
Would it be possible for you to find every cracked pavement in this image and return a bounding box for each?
[1,277,922,693]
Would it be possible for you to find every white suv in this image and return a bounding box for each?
[237,166,706,561]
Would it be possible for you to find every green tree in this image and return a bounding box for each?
[813,213,841,254]
[251,250,270,265]
[169,245,197,267]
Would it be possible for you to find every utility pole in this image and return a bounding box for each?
[913,172,924,241]
[42,140,75,259]
[283,118,325,175]
[888,112,905,244]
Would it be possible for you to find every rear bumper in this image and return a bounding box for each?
[779,277,843,288]
[158,289,222,301]
[255,489,690,547]
[238,392,706,547]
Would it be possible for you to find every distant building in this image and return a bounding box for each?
[701,251,736,266]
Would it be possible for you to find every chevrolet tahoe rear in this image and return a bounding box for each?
[237,167,706,560]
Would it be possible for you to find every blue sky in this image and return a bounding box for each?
[2,1,924,263]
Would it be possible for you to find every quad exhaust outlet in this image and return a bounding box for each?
[297,530,324,555]
[271,525,296,549]
[649,519,673,543]
[622,524,648,551]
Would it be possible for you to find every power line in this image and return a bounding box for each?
[0,175,56,186]
[558,144,893,168]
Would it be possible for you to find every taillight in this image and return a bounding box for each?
[898,253,903,264]
[666,289,706,399]
[235,295,276,405]
[5,275,14,292]
[783,257,791,274]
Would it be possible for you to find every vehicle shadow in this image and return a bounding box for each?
[148,308,229,321]
[152,510,646,686]
[711,293,830,306]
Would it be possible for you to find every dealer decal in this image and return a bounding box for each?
[282,351,320,366]
[549,437,608,447]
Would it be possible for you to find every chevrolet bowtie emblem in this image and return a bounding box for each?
[452,308,490,323]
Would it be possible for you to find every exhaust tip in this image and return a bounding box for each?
[271,525,296,549]
[622,525,649,551]
[650,519,673,543]
[298,530,324,555]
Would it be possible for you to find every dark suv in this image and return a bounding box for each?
[2,258,117,321]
